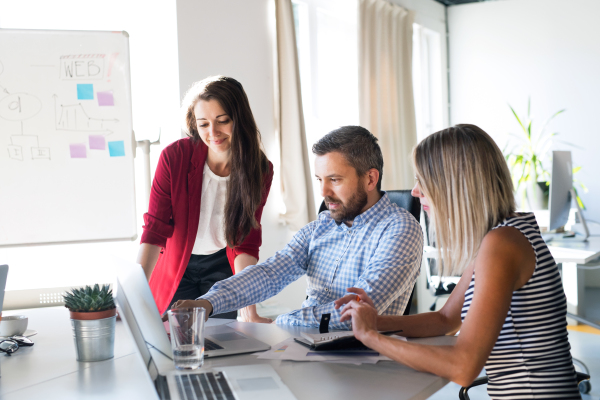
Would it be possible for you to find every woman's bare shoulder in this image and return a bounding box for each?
[477,226,536,289]
[482,225,532,254]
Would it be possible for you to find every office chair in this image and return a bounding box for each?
[318,189,420,315]
[458,371,591,399]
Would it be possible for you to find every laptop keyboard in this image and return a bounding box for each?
[175,372,235,400]
[204,338,224,351]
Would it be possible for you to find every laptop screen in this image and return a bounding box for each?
[116,274,160,381]
[114,257,174,360]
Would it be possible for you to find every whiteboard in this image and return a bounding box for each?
[0,29,137,246]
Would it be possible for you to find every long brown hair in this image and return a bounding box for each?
[413,124,515,275]
[181,76,269,247]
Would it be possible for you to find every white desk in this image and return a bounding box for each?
[548,236,600,325]
[1,307,454,400]
[0,307,158,400]
[152,321,455,400]
[422,238,600,324]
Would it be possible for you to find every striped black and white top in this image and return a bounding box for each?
[461,213,581,399]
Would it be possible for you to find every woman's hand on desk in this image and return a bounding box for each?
[334,287,375,310]
[161,299,213,321]
[339,297,378,343]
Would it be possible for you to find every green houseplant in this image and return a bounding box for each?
[63,284,117,362]
[503,100,587,210]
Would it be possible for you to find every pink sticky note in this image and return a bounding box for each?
[89,135,106,150]
[97,91,114,106]
[70,143,87,158]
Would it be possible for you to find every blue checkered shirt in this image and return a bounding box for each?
[200,193,423,329]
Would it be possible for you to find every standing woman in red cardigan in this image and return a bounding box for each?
[136,76,273,323]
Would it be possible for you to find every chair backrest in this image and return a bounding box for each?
[318,190,420,315]
[386,190,421,222]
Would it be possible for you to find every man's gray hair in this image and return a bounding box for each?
[312,126,384,191]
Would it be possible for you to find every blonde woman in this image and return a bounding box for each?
[334,125,581,399]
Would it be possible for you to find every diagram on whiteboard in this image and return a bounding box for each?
[54,95,119,133]
[0,52,127,162]
[0,75,50,161]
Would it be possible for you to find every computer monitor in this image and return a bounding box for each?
[548,150,589,240]
[549,151,572,231]
[0,265,8,314]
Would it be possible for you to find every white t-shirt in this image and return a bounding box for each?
[191,163,229,255]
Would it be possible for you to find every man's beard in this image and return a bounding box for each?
[325,185,368,224]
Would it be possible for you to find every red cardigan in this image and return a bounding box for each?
[141,138,273,315]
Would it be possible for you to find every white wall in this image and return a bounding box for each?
[176,0,306,312]
[448,0,600,226]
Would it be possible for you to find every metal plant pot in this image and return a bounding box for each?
[69,309,116,362]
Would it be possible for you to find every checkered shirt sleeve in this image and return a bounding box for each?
[199,222,316,315]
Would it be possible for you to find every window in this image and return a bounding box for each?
[412,24,445,141]
[292,0,359,211]
[293,2,445,210]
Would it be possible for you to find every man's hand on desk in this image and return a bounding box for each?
[239,305,273,324]
[161,299,213,322]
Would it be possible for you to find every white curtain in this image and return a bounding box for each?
[358,0,417,190]
[274,0,317,230]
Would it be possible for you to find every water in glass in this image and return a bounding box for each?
[167,307,206,370]
[173,344,204,369]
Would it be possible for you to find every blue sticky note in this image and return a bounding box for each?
[77,84,94,100]
[108,140,125,157]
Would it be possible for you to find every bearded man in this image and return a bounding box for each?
[169,126,423,329]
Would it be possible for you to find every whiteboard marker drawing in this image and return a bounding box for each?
[7,135,50,161]
[0,93,42,121]
[53,95,118,134]
[0,86,49,161]
[60,54,105,80]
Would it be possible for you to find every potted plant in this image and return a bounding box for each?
[503,99,587,210]
[63,284,116,362]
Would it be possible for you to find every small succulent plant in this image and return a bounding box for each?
[63,284,115,313]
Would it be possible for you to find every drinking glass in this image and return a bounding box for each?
[167,307,206,369]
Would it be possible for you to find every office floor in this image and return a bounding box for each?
[428,289,600,399]
[586,288,600,323]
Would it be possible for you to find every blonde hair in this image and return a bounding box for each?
[413,124,515,276]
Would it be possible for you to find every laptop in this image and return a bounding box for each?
[0,265,8,314]
[115,257,271,359]
[115,258,297,400]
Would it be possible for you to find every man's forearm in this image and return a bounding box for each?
[200,224,312,316]
[200,254,305,315]
[200,267,271,315]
